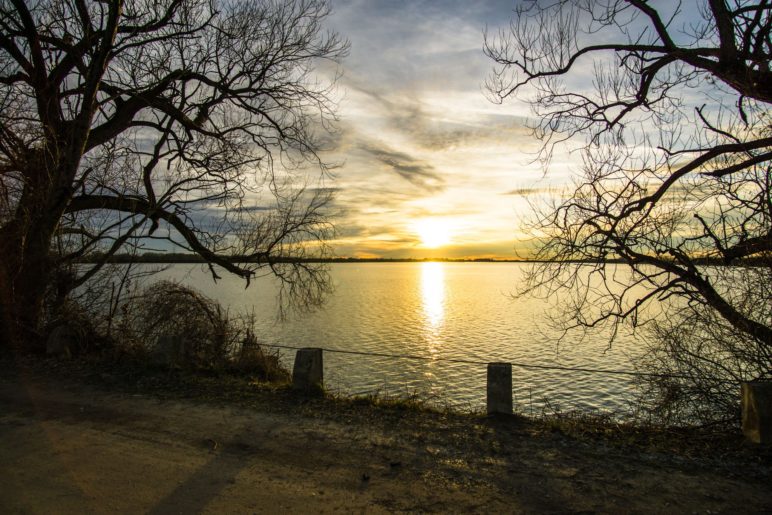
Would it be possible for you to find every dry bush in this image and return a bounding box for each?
[42,298,105,358]
[635,317,758,426]
[126,280,232,368]
[233,328,290,383]
[115,280,288,380]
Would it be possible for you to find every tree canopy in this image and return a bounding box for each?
[486,0,771,422]
[0,0,348,349]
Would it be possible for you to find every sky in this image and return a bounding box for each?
[315,0,570,259]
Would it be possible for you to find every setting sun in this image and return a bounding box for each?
[414,219,452,248]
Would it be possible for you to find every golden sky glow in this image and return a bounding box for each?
[316,0,574,259]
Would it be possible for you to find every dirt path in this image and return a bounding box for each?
[0,364,770,514]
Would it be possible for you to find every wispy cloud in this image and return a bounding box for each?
[356,140,445,192]
[305,0,568,258]
[342,74,530,151]
[501,186,560,196]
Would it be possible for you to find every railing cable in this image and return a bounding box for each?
[258,342,731,382]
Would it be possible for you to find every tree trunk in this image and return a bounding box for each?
[0,159,68,354]
[0,220,55,354]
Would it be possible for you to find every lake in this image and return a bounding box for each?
[150,262,646,414]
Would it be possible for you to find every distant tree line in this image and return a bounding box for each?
[76,253,769,266]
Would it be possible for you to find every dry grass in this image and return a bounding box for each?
[345,388,451,414]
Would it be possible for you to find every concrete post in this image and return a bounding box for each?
[292,347,324,393]
[487,362,513,415]
[742,381,772,444]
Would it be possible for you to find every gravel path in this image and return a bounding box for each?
[0,361,770,514]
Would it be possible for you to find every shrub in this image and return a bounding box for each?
[634,294,770,427]
[233,327,290,382]
[124,281,234,369]
[51,279,290,382]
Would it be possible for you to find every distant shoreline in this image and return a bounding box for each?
[79,254,533,264]
[76,253,761,266]
[76,254,613,265]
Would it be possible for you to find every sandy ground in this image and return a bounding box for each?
[0,362,770,514]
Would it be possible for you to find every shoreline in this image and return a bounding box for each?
[75,254,765,266]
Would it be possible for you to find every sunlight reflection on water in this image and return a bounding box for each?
[149,262,647,415]
[421,262,445,356]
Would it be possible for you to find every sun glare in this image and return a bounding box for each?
[414,219,452,248]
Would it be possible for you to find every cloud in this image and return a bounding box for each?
[233,205,274,212]
[406,113,530,151]
[305,0,552,258]
[341,74,530,151]
[501,187,555,196]
[357,140,445,192]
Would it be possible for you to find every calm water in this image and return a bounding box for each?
[152,262,645,414]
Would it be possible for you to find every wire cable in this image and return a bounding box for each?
[258,342,730,382]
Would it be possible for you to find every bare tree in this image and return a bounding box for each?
[0,0,347,350]
[486,1,771,420]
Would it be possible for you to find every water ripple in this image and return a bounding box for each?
[158,262,646,414]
